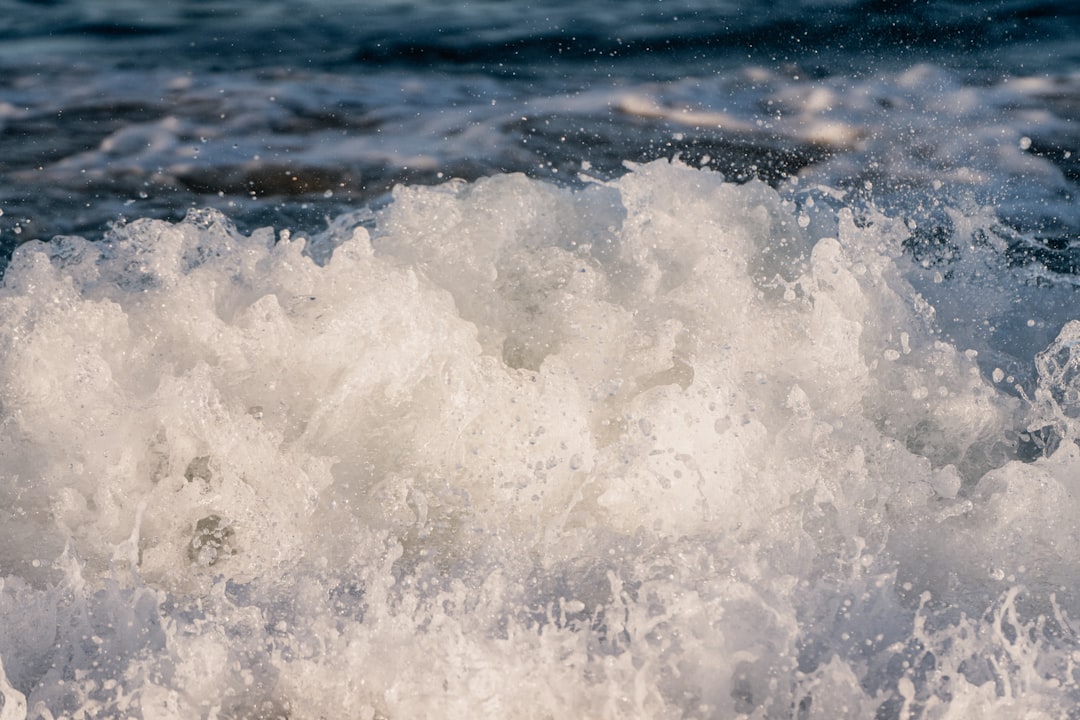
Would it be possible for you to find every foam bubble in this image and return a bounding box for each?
[0,161,1077,716]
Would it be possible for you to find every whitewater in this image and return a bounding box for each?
[0,157,1077,717]
[2,1,1080,718]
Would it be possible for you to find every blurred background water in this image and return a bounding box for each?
[1,0,1076,254]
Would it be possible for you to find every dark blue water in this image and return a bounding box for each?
[1,0,1077,254]
[2,0,1075,72]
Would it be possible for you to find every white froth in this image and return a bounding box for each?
[1,161,1078,717]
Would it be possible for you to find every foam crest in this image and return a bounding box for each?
[0,161,1077,717]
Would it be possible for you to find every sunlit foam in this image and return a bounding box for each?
[0,161,1077,717]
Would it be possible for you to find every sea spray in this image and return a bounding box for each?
[0,160,1077,717]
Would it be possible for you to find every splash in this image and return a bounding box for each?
[0,161,1077,717]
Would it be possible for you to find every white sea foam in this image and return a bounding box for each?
[0,160,1078,717]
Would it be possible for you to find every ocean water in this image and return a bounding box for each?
[1,1,1080,718]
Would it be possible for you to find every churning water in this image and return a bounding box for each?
[1,1,1080,717]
